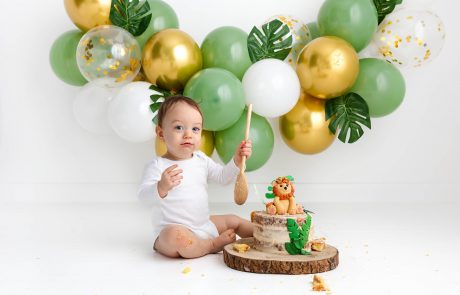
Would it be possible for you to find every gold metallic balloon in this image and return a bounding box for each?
[280,92,335,154]
[155,130,215,157]
[296,36,359,99]
[64,0,111,32]
[142,29,202,92]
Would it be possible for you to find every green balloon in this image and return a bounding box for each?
[184,68,245,131]
[307,22,321,40]
[201,26,252,80]
[317,0,378,52]
[49,30,87,86]
[350,58,406,117]
[215,109,274,172]
[136,0,179,50]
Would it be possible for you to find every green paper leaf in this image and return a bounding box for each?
[287,219,300,240]
[286,175,294,181]
[285,242,300,255]
[300,249,311,255]
[325,92,371,144]
[265,193,275,199]
[373,0,403,24]
[110,0,152,36]
[268,186,273,191]
[247,19,293,63]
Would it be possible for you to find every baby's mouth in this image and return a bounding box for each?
[181,142,194,147]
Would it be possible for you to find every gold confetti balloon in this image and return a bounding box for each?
[155,130,215,157]
[76,25,142,88]
[264,15,312,68]
[64,0,111,32]
[142,29,202,92]
[280,91,335,155]
[371,10,445,68]
[296,36,359,100]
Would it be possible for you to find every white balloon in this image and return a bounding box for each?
[73,81,116,135]
[242,59,300,118]
[108,81,157,143]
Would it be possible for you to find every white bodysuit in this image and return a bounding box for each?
[138,151,239,240]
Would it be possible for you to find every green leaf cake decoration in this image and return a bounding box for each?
[284,214,312,255]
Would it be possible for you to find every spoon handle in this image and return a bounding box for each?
[241,104,252,172]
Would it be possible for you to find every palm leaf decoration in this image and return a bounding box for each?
[149,85,177,125]
[284,216,312,255]
[247,19,293,63]
[110,0,152,36]
[325,93,371,144]
[373,0,403,24]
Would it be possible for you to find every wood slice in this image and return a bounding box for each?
[223,238,339,275]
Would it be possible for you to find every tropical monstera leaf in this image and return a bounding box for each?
[325,93,372,144]
[247,19,293,63]
[373,0,403,24]
[149,85,177,125]
[110,0,152,36]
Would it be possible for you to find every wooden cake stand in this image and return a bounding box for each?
[223,237,339,275]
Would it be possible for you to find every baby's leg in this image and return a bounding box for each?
[154,225,236,258]
[210,214,254,238]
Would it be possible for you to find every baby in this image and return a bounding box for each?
[138,95,254,258]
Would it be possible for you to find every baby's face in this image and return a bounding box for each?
[158,102,203,160]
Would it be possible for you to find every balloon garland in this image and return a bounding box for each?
[50,0,446,170]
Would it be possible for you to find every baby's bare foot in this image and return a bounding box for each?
[211,229,236,253]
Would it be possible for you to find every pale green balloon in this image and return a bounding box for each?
[136,0,179,50]
[201,26,252,80]
[350,58,406,117]
[318,0,378,52]
[49,30,87,86]
[215,109,274,172]
[184,68,245,131]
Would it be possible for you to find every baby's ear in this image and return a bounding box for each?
[156,125,163,140]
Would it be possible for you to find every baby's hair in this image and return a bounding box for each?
[156,95,203,127]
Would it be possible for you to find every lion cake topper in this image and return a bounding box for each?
[264,176,304,215]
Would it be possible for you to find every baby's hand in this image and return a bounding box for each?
[157,164,183,198]
[233,140,252,169]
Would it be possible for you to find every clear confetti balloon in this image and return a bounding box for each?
[76,25,142,88]
[372,10,445,68]
[265,15,312,67]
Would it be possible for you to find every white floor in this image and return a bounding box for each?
[1,201,460,295]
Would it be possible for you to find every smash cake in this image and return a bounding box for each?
[224,176,338,275]
[251,176,322,255]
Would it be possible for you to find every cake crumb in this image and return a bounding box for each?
[233,243,250,253]
[311,238,326,252]
[312,274,330,292]
[182,267,191,274]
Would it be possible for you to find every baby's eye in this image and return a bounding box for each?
[174,125,184,131]
[192,127,201,133]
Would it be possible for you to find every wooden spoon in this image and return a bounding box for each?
[234,104,252,205]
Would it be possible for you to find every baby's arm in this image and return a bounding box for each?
[157,164,183,197]
[138,160,182,204]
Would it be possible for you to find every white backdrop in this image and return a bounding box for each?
[0,0,458,203]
